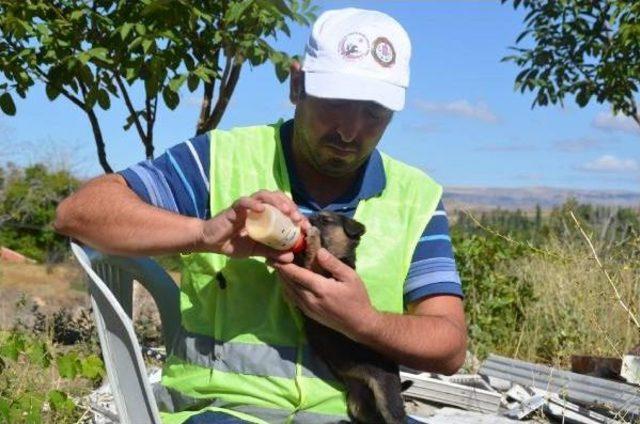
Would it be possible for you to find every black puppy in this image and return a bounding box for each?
[294,211,408,424]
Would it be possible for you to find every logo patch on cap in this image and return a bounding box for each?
[372,37,396,67]
[338,32,370,60]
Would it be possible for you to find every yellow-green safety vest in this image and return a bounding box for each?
[158,121,442,424]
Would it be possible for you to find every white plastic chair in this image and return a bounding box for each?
[70,241,181,424]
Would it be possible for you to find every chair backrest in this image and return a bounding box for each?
[71,242,170,424]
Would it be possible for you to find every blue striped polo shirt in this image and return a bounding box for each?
[119,120,463,305]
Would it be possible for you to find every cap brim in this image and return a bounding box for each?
[304,71,405,111]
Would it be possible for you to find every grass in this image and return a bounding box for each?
[461,212,640,369]
[508,237,639,365]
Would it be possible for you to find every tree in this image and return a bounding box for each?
[502,0,640,129]
[0,0,316,172]
[0,163,81,262]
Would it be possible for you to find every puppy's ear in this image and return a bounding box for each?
[342,218,366,239]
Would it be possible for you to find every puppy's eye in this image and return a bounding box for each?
[319,214,332,224]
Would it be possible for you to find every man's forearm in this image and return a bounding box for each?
[54,174,205,256]
[353,311,467,375]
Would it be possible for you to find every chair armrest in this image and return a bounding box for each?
[82,246,181,354]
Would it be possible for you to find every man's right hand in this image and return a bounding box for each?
[199,190,308,263]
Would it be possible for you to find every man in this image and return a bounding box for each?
[55,8,466,424]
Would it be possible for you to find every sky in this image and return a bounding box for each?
[1,0,639,192]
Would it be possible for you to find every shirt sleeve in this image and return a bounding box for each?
[118,132,211,219]
[403,200,463,305]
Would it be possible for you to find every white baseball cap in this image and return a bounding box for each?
[302,8,411,111]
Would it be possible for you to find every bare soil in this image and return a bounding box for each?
[0,261,89,329]
[0,261,180,333]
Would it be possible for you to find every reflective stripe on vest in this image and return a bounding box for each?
[156,388,348,424]
[172,326,335,380]
[160,122,442,423]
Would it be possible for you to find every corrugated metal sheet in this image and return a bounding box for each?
[400,372,501,414]
[479,354,640,417]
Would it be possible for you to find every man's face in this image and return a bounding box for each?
[292,90,394,178]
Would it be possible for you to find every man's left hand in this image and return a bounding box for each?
[273,248,378,340]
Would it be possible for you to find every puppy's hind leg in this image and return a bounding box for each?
[343,366,405,424]
[344,378,384,424]
[363,370,406,424]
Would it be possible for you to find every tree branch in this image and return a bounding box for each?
[196,49,220,135]
[629,100,640,129]
[152,93,158,127]
[78,78,112,173]
[86,108,113,173]
[202,57,242,131]
[114,73,147,143]
[144,94,154,159]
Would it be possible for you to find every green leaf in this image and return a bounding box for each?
[16,394,43,424]
[575,88,591,107]
[145,71,160,97]
[80,355,104,380]
[168,74,187,92]
[258,0,290,16]
[274,61,288,83]
[97,89,110,110]
[88,47,109,61]
[119,22,134,40]
[56,353,79,379]
[187,73,199,92]
[135,23,147,35]
[27,341,51,368]
[162,86,180,110]
[70,10,84,21]
[226,0,254,22]
[193,66,211,83]
[47,390,75,414]
[129,36,143,49]
[0,92,17,116]
[125,67,138,83]
[142,39,154,54]
[85,88,98,109]
[79,65,94,85]
[45,84,60,101]
[77,52,91,65]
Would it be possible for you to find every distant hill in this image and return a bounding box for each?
[443,186,640,210]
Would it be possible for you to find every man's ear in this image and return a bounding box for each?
[342,218,366,240]
[289,60,304,104]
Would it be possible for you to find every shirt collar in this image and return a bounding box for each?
[279,119,386,207]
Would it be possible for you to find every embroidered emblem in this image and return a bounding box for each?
[338,32,370,60]
[372,37,396,67]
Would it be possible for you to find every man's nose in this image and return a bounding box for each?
[336,104,366,143]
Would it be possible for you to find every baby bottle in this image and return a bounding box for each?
[245,204,305,252]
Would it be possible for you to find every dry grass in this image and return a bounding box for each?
[504,235,640,367]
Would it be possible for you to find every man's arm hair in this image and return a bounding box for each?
[54,173,205,256]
